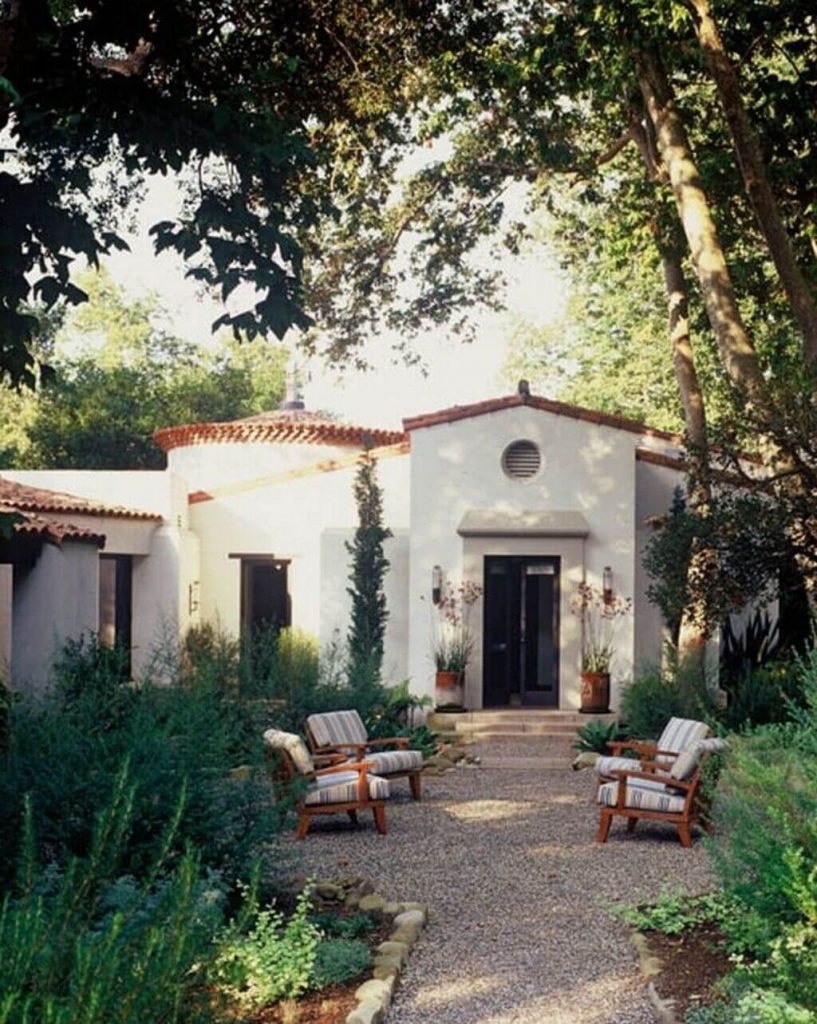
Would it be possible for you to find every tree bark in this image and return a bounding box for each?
[630,112,713,673]
[688,0,817,369]
[635,47,773,422]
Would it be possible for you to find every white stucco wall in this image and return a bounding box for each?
[188,447,410,658]
[12,542,99,692]
[406,406,641,710]
[633,458,685,672]
[319,528,410,683]
[2,470,194,680]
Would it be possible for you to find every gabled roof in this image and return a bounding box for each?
[403,393,681,443]
[0,478,161,521]
[154,408,407,453]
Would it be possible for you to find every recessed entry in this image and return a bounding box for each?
[501,439,542,480]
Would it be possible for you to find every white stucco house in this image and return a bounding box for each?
[0,390,689,708]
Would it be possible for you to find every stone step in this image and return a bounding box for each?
[454,720,579,734]
[427,709,616,735]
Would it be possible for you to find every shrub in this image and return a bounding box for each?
[0,634,280,889]
[213,887,322,1008]
[0,771,225,1024]
[572,717,626,754]
[618,665,717,740]
[311,911,377,939]
[720,661,808,732]
[312,938,372,987]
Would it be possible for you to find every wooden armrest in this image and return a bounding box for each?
[316,741,369,754]
[364,736,409,749]
[608,739,656,757]
[313,752,348,766]
[313,760,375,778]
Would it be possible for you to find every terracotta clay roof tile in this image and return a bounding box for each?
[153,410,406,453]
[0,478,161,521]
[402,394,681,442]
[0,503,105,547]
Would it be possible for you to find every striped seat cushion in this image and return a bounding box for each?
[598,777,686,815]
[595,755,642,776]
[263,728,314,775]
[304,771,389,806]
[655,718,711,762]
[307,710,368,749]
[366,749,423,775]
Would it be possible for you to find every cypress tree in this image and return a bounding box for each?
[346,449,392,683]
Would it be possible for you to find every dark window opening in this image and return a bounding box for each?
[240,558,291,635]
[99,554,132,678]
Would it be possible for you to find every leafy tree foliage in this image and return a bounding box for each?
[346,453,392,684]
[643,487,791,641]
[0,271,288,469]
[0,0,469,384]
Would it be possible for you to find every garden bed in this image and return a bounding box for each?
[646,922,732,1019]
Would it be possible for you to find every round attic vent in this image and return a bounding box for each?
[502,439,541,480]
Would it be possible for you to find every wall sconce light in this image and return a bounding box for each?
[432,565,442,605]
[602,566,614,605]
[188,580,200,615]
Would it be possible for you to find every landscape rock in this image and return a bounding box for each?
[358,893,386,913]
[355,976,395,1009]
[345,1000,384,1024]
[376,940,410,963]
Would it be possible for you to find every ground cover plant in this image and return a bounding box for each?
[615,648,817,1023]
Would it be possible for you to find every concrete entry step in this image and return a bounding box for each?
[427,708,617,739]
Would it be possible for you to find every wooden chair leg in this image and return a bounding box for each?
[409,772,422,800]
[347,809,359,824]
[597,810,612,844]
[373,804,387,835]
[296,812,310,840]
[627,816,638,833]
[677,823,693,848]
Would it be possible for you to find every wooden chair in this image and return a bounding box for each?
[263,728,389,839]
[595,717,711,781]
[305,710,423,800]
[596,738,727,847]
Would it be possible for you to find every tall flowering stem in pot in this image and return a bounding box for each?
[431,579,483,709]
[570,582,633,674]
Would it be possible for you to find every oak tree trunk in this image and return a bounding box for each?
[689,0,817,369]
[635,47,773,422]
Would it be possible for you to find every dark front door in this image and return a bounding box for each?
[482,555,560,707]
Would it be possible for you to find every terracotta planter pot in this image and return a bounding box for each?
[580,671,610,714]
[435,670,465,711]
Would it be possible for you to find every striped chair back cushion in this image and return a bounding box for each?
[307,710,368,749]
[655,718,711,762]
[263,728,314,775]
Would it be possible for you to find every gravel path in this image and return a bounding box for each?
[291,738,715,1024]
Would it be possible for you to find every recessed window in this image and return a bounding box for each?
[502,440,541,480]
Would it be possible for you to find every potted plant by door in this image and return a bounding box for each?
[431,580,482,711]
[570,581,632,713]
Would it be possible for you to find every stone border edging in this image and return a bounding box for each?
[311,878,428,1024]
[630,930,680,1024]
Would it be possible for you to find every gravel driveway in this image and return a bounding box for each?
[292,737,716,1024]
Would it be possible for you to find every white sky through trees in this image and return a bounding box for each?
[103,175,566,428]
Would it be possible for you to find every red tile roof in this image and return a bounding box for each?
[0,503,105,547]
[0,478,161,521]
[154,409,407,453]
[402,394,681,442]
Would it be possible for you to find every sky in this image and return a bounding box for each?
[106,174,567,430]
